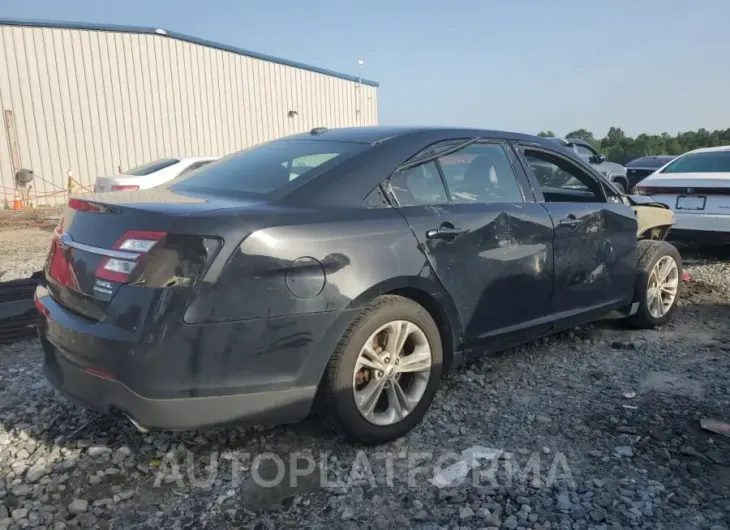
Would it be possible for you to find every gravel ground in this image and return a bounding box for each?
[0,226,55,281]
[1,228,729,530]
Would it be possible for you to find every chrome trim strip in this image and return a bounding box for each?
[58,233,139,260]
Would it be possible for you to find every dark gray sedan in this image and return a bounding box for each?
[35,126,682,444]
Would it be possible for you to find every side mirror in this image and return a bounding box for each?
[595,154,607,163]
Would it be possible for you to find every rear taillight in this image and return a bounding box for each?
[94,231,166,283]
[68,198,103,212]
[111,185,140,191]
[34,292,50,317]
[48,236,78,289]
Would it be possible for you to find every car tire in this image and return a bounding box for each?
[625,240,682,329]
[321,295,443,445]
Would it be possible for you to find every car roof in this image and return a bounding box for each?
[546,137,592,148]
[175,156,219,162]
[626,155,676,168]
[270,125,597,208]
[685,145,730,155]
[278,125,560,147]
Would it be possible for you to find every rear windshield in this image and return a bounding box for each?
[170,139,365,197]
[123,158,180,176]
[661,151,730,174]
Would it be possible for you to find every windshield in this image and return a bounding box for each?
[170,139,365,197]
[661,151,730,174]
[123,158,180,176]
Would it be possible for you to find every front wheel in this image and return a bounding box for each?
[625,240,682,329]
[321,295,443,445]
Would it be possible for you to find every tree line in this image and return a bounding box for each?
[536,127,730,165]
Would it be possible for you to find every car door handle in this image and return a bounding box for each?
[425,227,465,240]
[558,215,581,228]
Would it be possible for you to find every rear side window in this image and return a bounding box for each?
[389,162,448,206]
[171,140,364,197]
[123,158,180,176]
[438,143,524,204]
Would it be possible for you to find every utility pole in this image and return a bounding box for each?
[356,58,363,121]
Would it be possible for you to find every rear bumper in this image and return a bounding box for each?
[668,212,730,244]
[41,335,316,430]
[36,285,359,430]
[672,212,730,232]
[668,228,730,245]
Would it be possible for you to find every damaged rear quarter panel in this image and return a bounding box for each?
[182,207,455,324]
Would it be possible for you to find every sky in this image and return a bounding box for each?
[2,0,729,138]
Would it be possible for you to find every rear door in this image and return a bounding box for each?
[515,143,636,318]
[386,140,555,346]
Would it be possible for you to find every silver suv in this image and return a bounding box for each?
[549,137,629,192]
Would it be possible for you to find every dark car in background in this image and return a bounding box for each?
[35,126,682,445]
[625,155,677,191]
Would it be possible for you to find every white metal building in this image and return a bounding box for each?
[0,18,379,207]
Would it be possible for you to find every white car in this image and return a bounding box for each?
[93,157,218,192]
[634,145,730,243]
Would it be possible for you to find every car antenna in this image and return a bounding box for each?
[310,127,328,135]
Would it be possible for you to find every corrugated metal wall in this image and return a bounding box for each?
[0,24,379,206]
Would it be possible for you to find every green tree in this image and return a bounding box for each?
[536,127,730,165]
[566,129,595,143]
[538,130,556,138]
[603,126,626,147]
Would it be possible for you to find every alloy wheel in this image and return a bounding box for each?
[647,255,679,318]
[352,320,432,426]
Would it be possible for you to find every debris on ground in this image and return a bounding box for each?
[429,446,502,488]
[701,418,730,438]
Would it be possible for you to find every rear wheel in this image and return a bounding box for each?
[625,240,682,329]
[322,295,443,445]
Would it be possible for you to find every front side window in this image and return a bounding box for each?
[660,151,730,174]
[170,140,364,197]
[123,158,180,176]
[438,143,524,204]
[389,161,448,207]
[523,148,603,202]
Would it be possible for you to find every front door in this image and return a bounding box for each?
[387,140,555,345]
[516,144,637,318]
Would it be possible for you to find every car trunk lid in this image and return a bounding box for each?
[635,173,730,215]
[44,188,246,320]
[94,175,142,192]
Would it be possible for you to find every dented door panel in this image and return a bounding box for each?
[544,202,636,314]
[396,202,554,343]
